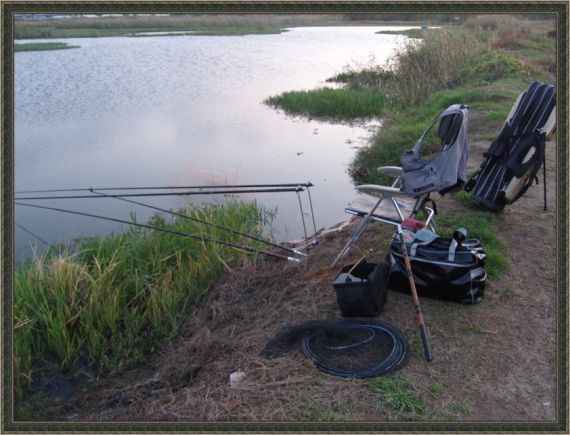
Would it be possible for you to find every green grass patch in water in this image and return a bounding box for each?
[264,87,390,120]
[375,28,427,38]
[15,42,79,52]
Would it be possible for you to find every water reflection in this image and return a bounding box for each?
[15,26,413,260]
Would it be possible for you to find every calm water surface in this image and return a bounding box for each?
[15,26,413,260]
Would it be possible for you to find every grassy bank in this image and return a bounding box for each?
[15,42,79,52]
[14,201,274,398]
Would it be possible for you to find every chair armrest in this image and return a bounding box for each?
[356,184,402,198]
[377,166,403,177]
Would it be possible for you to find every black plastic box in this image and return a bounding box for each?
[332,260,388,317]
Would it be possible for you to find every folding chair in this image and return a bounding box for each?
[332,104,469,267]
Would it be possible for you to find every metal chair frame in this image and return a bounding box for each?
[331,166,437,267]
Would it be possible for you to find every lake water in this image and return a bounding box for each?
[15,26,414,260]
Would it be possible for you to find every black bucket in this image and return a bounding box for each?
[332,260,389,317]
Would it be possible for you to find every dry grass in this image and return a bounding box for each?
[383,28,481,103]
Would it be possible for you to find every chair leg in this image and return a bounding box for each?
[331,195,384,268]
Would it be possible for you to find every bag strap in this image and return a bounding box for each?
[448,227,467,261]
[410,231,439,257]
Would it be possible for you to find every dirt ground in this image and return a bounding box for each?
[39,132,560,424]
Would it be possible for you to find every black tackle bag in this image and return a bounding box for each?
[386,228,487,304]
[333,260,389,317]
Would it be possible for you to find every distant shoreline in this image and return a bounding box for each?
[14,14,438,39]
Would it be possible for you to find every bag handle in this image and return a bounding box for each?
[448,227,467,261]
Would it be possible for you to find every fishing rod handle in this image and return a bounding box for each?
[419,323,433,362]
[397,225,433,362]
[397,230,423,303]
[409,279,433,362]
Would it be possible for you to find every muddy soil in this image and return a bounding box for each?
[36,132,560,424]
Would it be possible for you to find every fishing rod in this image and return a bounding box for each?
[15,222,50,247]
[16,182,314,194]
[15,202,302,263]
[88,188,307,257]
[396,223,432,362]
[15,186,305,201]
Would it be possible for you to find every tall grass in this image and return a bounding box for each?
[379,28,481,103]
[14,201,274,396]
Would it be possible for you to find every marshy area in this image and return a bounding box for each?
[13,13,455,40]
[11,13,562,428]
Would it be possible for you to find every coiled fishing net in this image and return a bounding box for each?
[261,319,409,378]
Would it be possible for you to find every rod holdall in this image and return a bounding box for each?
[387,228,487,304]
[465,81,555,211]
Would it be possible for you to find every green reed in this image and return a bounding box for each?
[14,200,274,396]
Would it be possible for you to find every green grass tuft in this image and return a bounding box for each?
[368,375,429,420]
[429,383,446,396]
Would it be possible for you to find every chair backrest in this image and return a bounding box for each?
[438,113,464,148]
[400,104,469,197]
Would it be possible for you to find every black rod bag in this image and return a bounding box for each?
[464,81,556,212]
[386,230,487,304]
